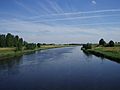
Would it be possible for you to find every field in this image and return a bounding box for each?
[86,45,120,61]
[0,44,75,60]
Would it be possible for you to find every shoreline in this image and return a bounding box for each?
[81,48,120,63]
[0,45,76,60]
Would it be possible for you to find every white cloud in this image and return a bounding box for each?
[46,0,64,13]
[0,1,120,43]
[92,0,97,5]
[32,14,120,22]
[0,19,120,43]
[14,0,39,15]
[28,9,120,20]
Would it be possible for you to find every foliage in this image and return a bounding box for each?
[0,34,6,47]
[99,38,106,46]
[88,46,120,61]
[0,33,24,51]
[43,43,46,45]
[108,40,114,47]
[23,41,28,46]
[14,35,19,47]
[82,43,92,50]
[16,38,23,51]
[6,33,15,47]
[26,43,36,50]
[37,43,41,48]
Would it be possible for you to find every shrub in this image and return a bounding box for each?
[82,43,92,50]
[26,43,36,50]
[108,40,114,47]
[99,38,106,46]
[37,43,41,48]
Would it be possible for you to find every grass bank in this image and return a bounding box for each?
[82,46,120,62]
[0,44,75,60]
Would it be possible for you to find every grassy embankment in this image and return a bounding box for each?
[0,44,75,60]
[82,45,120,61]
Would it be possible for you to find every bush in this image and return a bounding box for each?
[43,43,46,45]
[108,40,114,47]
[82,43,92,50]
[37,43,41,48]
[99,38,106,46]
[26,43,36,50]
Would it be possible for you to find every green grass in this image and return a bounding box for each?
[86,45,120,60]
[0,44,75,60]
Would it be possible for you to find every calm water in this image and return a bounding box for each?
[0,46,120,90]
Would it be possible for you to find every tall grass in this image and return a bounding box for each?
[87,46,120,60]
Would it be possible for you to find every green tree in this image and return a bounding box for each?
[6,33,14,47]
[99,38,106,46]
[82,43,92,50]
[37,43,41,48]
[26,43,36,50]
[15,38,23,51]
[0,34,6,47]
[18,38,23,51]
[43,43,46,45]
[14,35,19,47]
[108,40,114,47]
[23,41,28,46]
[19,38,23,45]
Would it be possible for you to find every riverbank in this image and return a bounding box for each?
[0,45,76,60]
[82,46,120,62]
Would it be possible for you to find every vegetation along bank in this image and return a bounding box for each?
[0,33,77,60]
[81,38,120,62]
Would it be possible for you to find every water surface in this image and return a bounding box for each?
[0,46,120,90]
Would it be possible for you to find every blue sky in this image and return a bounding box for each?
[0,0,120,43]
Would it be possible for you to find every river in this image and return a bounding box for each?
[0,46,120,90]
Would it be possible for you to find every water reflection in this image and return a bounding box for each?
[82,50,120,64]
[0,46,120,90]
[0,57,22,70]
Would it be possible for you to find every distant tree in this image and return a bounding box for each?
[49,43,55,45]
[0,34,6,47]
[115,42,118,44]
[19,38,23,50]
[26,43,36,50]
[82,43,92,50]
[43,43,46,45]
[37,43,41,48]
[108,40,114,47]
[99,38,106,46]
[23,41,28,46]
[14,35,19,47]
[6,33,14,47]
[0,33,39,52]
[16,38,23,51]
[19,38,23,45]
[0,35,1,47]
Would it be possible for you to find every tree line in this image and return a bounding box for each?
[82,38,117,50]
[0,33,41,51]
[0,33,24,50]
[99,38,115,47]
